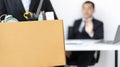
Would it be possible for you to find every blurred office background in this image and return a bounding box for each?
[50,0,120,67]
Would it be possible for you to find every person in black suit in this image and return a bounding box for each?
[0,0,57,21]
[66,1,104,67]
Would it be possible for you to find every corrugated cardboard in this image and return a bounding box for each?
[0,20,66,67]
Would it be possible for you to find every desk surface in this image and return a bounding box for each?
[65,40,120,51]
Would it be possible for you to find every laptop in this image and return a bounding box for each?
[97,25,120,44]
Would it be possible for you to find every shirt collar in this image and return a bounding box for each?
[82,17,93,22]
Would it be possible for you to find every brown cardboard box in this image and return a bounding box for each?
[0,20,66,67]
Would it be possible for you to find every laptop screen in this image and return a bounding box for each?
[114,25,120,43]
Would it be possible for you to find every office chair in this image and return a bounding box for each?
[67,26,101,66]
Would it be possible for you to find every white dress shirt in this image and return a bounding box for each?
[21,0,31,12]
[79,18,94,37]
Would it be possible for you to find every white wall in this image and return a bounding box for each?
[50,0,120,67]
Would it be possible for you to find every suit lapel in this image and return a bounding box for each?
[92,18,97,31]
[77,19,82,32]
[29,0,38,12]
[78,19,83,28]
[16,0,25,13]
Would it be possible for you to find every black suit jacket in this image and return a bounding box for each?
[0,0,57,21]
[68,18,104,39]
[67,18,104,66]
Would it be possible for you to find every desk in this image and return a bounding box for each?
[65,40,120,67]
[65,40,120,51]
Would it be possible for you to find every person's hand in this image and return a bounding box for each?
[66,51,72,58]
[85,19,94,36]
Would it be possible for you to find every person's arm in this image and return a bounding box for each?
[84,19,104,39]
[0,0,6,16]
[93,22,104,39]
[43,0,58,19]
[0,0,7,21]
